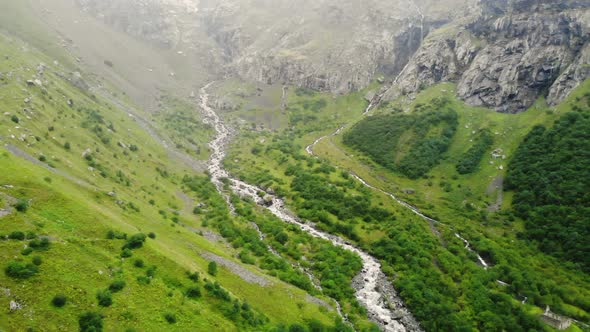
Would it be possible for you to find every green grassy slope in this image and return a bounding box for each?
[0,33,339,331]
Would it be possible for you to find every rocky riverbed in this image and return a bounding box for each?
[199,84,422,332]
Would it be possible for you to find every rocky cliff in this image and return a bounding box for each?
[74,0,589,112]
[74,0,476,94]
[384,0,590,113]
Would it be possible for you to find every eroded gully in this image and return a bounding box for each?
[199,84,421,332]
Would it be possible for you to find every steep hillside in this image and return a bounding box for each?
[73,0,477,94]
[384,0,590,113]
[506,93,590,272]
[0,32,344,331]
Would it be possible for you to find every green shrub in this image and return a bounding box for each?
[64,142,71,150]
[136,276,151,285]
[96,290,113,307]
[275,232,289,245]
[21,247,33,256]
[185,286,201,299]
[187,271,199,282]
[51,294,67,307]
[204,281,231,301]
[38,155,47,162]
[289,324,306,332]
[207,261,217,276]
[5,261,38,279]
[122,233,146,250]
[79,312,103,332]
[121,249,133,258]
[133,259,144,268]
[29,237,50,250]
[106,230,127,240]
[146,266,157,278]
[456,130,493,174]
[109,280,126,293]
[14,200,29,212]
[8,231,25,240]
[164,312,177,324]
[147,232,156,239]
[32,256,43,266]
[11,115,19,123]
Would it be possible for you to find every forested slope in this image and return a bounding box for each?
[506,93,590,272]
[343,97,458,179]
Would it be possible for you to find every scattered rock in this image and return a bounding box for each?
[491,148,504,158]
[0,287,10,297]
[9,300,22,311]
[70,71,89,90]
[82,148,92,158]
[364,90,376,102]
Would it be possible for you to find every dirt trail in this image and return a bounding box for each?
[2,143,93,189]
[201,252,272,287]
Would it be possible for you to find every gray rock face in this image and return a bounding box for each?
[384,2,590,113]
[548,42,590,105]
[74,0,588,110]
[75,0,476,94]
[76,0,197,48]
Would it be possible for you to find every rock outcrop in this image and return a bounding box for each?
[75,0,589,112]
[75,0,476,94]
[384,0,590,113]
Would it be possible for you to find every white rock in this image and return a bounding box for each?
[9,300,22,311]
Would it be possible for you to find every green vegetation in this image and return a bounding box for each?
[506,101,590,272]
[79,312,103,332]
[96,289,113,307]
[8,231,25,240]
[223,80,590,330]
[5,261,39,279]
[0,32,337,331]
[343,97,458,179]
[456,129,493,174]
[14,199,29,212]
[122,233,147,250]
[154,95,213,160]
[186,285,202,299]
[163,312,177,324]
[1,4,588,329]
[208,261,218,276]
[109,280,126,293]
[51,294,67,308]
